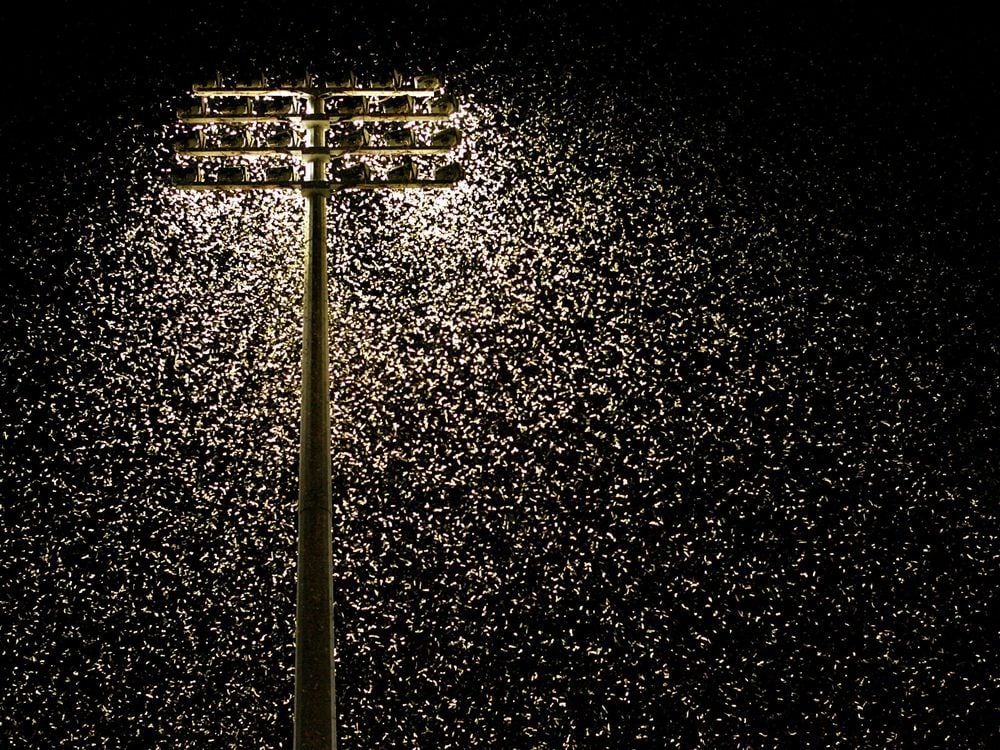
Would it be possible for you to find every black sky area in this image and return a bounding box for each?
[1,2,998,749]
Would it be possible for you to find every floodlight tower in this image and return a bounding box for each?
[171,69,464,750]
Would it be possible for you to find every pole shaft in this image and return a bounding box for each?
[294,186,336,750]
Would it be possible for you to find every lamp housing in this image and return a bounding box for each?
[217,166,250,184]
[172,165,203,185]
[216,98,252,116]
[266,165,296,182]
[330,127,370,149]
[427,94,458,115]
[387,159,418,183]
[261,98,296,116]
[266,128,299,148]
[384,128,415,148]
[330,97,367,115]
[414,74,443,91]
[173,131,205,151]
[381,96,414,115]
[434,163,464,183]
[430,127,461,148]
[331,162,371,185]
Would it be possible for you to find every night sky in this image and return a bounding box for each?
[2,2,998,748]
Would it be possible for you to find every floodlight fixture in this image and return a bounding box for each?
[331,162,371,185]
[387,158,418,183]
[216,97,252,116]
[261,98,297,116]
[330,126,370,149]
[173,131,205,151]
[171,164,203,185]
[381,95,414,115]
[434,163,464,183]
[266,165,297,183]
[414,74,443,90]
[430,127,461,148]
[217,165,250,184]
[427,94,458,115]
[384,127,416,148]
[266,127,299,148]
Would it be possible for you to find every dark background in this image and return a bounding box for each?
[2,2,997,748]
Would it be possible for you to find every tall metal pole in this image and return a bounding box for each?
[295,93,336,750]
